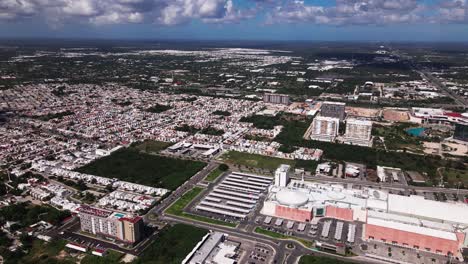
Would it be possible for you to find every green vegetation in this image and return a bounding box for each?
[74,192,97,204]
[81,250,124,264]
[200,127,225,136]
[240,115,280,129]
[175,124,201,134]
[135,224,207,264]
[0,203,71,228]
[76,148,206,190]
[166,187,236,227]
[244,134,270,142]
[2,239,75,264]
[299,255,354,264]
[205,164,228,182]
[372,123,423,152]
[212,110,231,116]
[146,104,172,113]
[442,168,468,189]
[57,177,88,191]
[131,140,173,153]
[254,227,313,248]
[221,151,295,171]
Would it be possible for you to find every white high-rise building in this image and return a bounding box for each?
[342,118,373,147]
[275,164,290,187]
[310,116,340,142]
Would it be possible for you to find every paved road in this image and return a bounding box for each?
[418,69,467,107]
[144,161,219,221]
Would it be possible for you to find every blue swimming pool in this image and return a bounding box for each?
[406,127,425,137]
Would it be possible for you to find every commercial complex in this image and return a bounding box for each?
[261,180,468,258]
[320,101,346,120]
[77,205,144,244]
[263,93,290,105]
[342,118,373,147]
[183,232,239,264]
[310,116,340,142]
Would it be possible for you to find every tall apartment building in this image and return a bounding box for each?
[320,101,346,121]
[263,93,290,105]
[275,164,290,187]
[78,205,143,244]
[342,118,373,147]
[310,116,340,142]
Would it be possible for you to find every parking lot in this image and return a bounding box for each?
[254,215,362,248]
[363,241,455,264]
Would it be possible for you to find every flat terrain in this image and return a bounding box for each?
[76,148,206,190]
[81,250,124,264]
[299,255,354,264]
[220,151,296,171]
[131,140,173,154]
[443,168,468,188]
[134,224,207,264]
[11,240,75,264]
[204,165,226,182]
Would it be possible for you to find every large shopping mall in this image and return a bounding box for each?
[261,175,468,258]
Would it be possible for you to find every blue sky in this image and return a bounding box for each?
[0,0,467,41]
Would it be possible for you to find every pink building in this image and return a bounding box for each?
[274,205,312,222]
[325,206,353,221]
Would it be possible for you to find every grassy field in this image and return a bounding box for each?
[254,227,313,248]
[81,250,124,264]
[372,124,423,153]
[443,168,468,188]
[131,140,173,153]
[17,240,75,264]
[299,255,354,264]
[76,148,206,190]
[166,187,237,228]
[220,151,296,171]
[204,167,225,182]
[135,224,207,264]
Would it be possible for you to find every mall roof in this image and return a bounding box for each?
[388,194,468,225]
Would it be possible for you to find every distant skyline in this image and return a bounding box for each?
[0,0,467,42]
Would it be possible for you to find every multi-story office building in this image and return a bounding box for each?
[310,116,340,142]
[263,93,290,105]
[78,205,143,244]
[320,101,346,121]
[342,118,373,147]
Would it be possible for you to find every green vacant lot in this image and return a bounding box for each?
[372,123,423,153]
[135,224,207,264]
[166,187,236,227]
[299,255,354,264]
[81,250,123,264]
[76,148,206,190]
[220,151,296,171]
[131,140,173,153]
[4,239,75,264]
[443,168,468,189]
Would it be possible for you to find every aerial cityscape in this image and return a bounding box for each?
[1,1,468,264]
